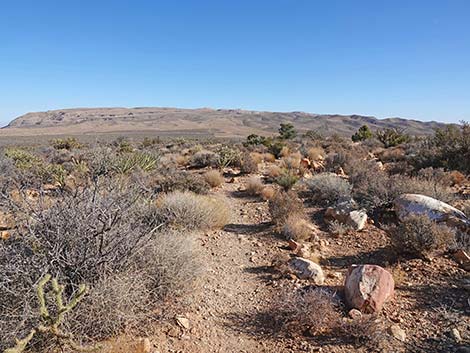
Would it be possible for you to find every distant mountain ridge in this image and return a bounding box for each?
[2,107,451,137]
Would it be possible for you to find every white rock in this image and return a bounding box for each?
[288,257,325,284]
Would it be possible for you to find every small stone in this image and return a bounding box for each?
[288,257,325,285]
[348,309,362,320]
[452,328,462,343]
[389,324,406,342]
[176,317,190,329]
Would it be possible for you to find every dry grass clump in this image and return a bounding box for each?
[203,169,224,187]
[240,152,259,174]
[0,184,202,351]
[260,186,276,201]
[274,169,299,191]
[268,190,304,227]
[389,215,455,258]
[245,177,265,196]
[307,146,325,161]
[263,153,276,163]
[328,220,353,237]
[279,146,290,158]
[155,190,231,230]
[282,214,314,241]
[266,165,282,178]
[175,154,190,166]
[306,173,352,206]
[250,152,264,164]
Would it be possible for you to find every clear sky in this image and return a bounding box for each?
[1,0,469,125]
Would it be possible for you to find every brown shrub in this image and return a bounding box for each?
[263,153,276,163]
[150,169,210,194]
[203,169,224,187]
[282,214,314,241]
[280,152,301,170]
[388,215,455,258]
[272,287,341,336]
[307,146,325,161]
[245,177,265,196]
[268,190,304,227]
[175,154,190,166]
[240,152,259,174]
[260,186,276,201]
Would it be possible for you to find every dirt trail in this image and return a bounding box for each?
[151,177,293,353]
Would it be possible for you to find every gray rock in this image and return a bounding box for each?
[394,194,470,230]
[325,199,368,231]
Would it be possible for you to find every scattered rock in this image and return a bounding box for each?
[0,230,11,240]
[348,308,363,320]
[325,199,368,231]
[288,257,324,284]
[453,250,470,271]
[389,324,406,342]
[344,264,395,313]
[452,328,462,343]
[394,194,470,230]
[176,316,190,329]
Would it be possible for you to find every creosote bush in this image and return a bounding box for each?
[389,215,455,258]
[0,183,202,351]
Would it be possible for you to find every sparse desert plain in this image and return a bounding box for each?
[0,118,469,353]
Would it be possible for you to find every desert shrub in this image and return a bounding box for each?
[191,150,219,168]
[154,191,230,230]
[280,152,301,170]
[203,169,224,187]
[268,140,286,159]
[272,287,341,336]
[339,316,389,349]
[307,146,325,161]
[245,177,265,196]
[306,173,352,206]
[388,215,455,258]
[113,137,134,153]
[351,125,373,142]
[150,169,210,194]
[412,122,470,174]
[5,147,42,169]
[217,146,241,169]
[140,136,160,148]
[0,184,202,350]
[282,214,313,241]
[51,137,82,150]
[275,169,299,191]
[244,134,268,147]
[376,128,410,148]
[240,152,259,174]
[268,190,304,227]
[175,154,190,166]
[278,123,297,140]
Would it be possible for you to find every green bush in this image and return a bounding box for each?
[306,173,352,206]
[376,128,410,148]
[279,123,297,140]
[352,125,373,142]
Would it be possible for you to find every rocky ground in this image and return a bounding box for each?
[104,166,469,353]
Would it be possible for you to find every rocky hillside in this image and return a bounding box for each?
[3,107,449,137]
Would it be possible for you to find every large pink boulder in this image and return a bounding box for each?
[344,264,394,314]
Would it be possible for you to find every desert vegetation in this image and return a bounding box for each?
[0,121,469,352]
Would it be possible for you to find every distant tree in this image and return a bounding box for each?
[351,125,373,142]
[279,123,297,140]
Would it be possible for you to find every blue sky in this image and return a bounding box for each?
[0,0,469,125]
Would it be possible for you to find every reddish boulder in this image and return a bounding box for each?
[344,264,394,314]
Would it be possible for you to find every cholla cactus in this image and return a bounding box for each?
[4,274,97,353]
